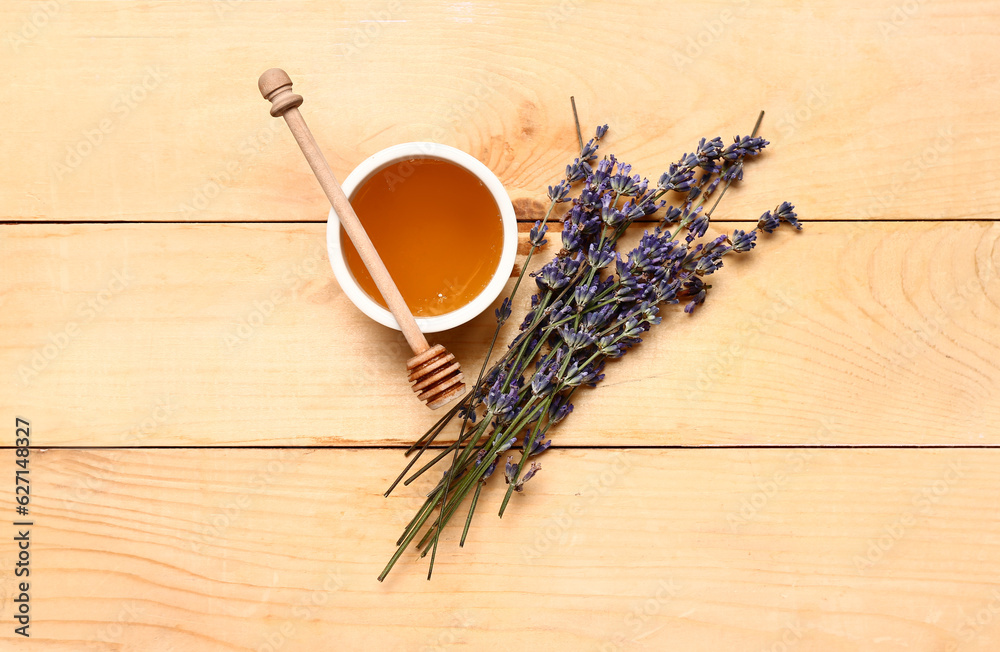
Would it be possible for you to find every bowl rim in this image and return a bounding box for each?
[326,141,517,333]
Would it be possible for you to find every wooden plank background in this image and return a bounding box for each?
[7,448,1000,651]
[1,0,998,649]
[2,0,996,223]
[3,222,998,447]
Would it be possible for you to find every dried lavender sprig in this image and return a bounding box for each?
[381,113,797,581]
[418,144,740,500]
[496,133,763,381]
[704,111,765,220]
[476,133,777,503]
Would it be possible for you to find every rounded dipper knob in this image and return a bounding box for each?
[258,68,303,117]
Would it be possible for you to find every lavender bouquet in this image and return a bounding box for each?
[380,111,801,581]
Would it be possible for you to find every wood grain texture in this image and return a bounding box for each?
[0,448,997,651]
[3,1,998,651]
[3,221,998,447]
[2,0,997,222]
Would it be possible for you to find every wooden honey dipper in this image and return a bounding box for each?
[258,68,466,410]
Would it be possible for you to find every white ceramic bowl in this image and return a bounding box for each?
[326,142,517,333]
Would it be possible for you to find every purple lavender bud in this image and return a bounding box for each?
[627,245,651,272]
[485,381,517,417]
[688,214,710,239]
[600,194,625,228]
[552,305,575,326]
[531,367,555,395]
[721,161,744,183]
[483,366,502,387]
[594,156,613,180]
[621,199,646,222]
[496,436,516,454]
[622,317,645,338]
[722,135,769,161]
[547,180,571,203]
[774,201,801,230]
[703,233,729,253]
[614,251,628,277]
[544,298,564,317]
[566,159,587,182]
[573,283,598,307]
[757,209,780,233]
[744,136,769,155]
[549,395,574,423]
[514,462,542,492]
[657,162,695,193]
[696,136,724,170]
[495,297,512,323]
[530,437,551,456]
[609,161,641,196]
[482,457,499,481]
[587,242,615,269]
[654,277,680,303]
[537,263,570,290]
[615,272,640,302]
[458,403,478,424]
[730,229,756,252]
[594,124,609,140]
[638,232,667,265]
[564,251,585,276]
[485,378,505,411]
[504,456,517,485]
[529,220,548,247]
[695,254,724,276]
[562,361,588,386]
[613,173,641,197]
[577,189,600,211]
[561,226,583,252]
[518,310,536,331]
[661,206,682,225]
[679,276,707,313]
[583,360,606,387]
[581,305,613,330]
[583,213,603,236]
[598,334,625,358]
[558,326,596,349]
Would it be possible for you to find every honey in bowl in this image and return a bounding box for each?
[341,157,504,317]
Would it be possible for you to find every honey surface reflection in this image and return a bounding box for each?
[342,157,504,317]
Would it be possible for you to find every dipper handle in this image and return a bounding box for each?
[258,69,466,409]
[258,68,429,355]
